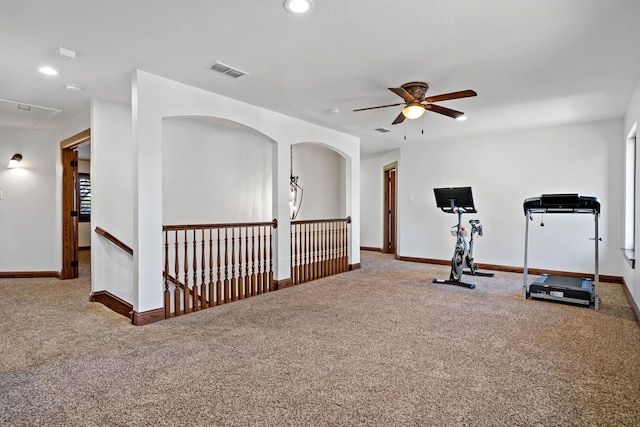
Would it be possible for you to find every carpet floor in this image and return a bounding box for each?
[0,250,639,426]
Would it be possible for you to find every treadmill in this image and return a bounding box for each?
[523,194,600,310]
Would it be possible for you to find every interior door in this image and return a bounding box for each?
[383,163,397,254]
[61,148,79,278]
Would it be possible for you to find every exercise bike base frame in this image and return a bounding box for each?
[463,270,494,277]
[432,278,476,289]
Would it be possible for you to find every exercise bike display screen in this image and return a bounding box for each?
[434,186,477,213]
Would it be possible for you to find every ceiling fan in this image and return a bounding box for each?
[353,82,477,125]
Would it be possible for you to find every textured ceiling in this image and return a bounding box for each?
[1,0,639,155]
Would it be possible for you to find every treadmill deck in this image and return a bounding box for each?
[529,274,594,307]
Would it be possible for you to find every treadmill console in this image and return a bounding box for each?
[523,194,600,215]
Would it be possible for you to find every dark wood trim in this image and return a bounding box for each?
[90,290,133,319]
[0,271,59,278]
[60,128,91,150]
[360,246,382,252]
[131,307,166,326]
[383,162,397,255]
[396,255,449,266]
[394,255,624,283]
[60,129,90,280]
[274,278,293,290]
[291,217,351,225]
[79,246,91,251]
[621,278,640,325]
[95,227,133,255]
[349,263,361,271]
[163,218,278,231]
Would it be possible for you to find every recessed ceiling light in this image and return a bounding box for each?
[283,0,314,14]
[39,66,58,76]
[456,115,467,121]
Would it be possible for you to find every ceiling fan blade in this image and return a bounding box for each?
[425,90,477,103]
[388,87,416,102]
[426,104,464,119]
[353,103,404,112]
[392,111,406,125]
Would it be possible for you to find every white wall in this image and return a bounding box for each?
[360,150,400,249]
[0,128,58,272]
[623,75,640,308]
[293,143,345,220]
[360,158,382,248]
[362,119,623,277]
[162,117,273,224]
[131,70,360,313]
[91,98,134,303]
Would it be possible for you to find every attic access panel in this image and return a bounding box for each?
[0,98,62,128]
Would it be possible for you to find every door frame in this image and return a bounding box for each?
[383,162,397,255]
[60,128,91,279]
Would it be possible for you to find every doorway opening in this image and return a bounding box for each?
[383,162,397,254]
[60,129,91,279]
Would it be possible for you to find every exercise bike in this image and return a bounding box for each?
[432,187,494,289]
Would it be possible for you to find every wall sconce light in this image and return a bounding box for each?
[290,146,303,220]
[7,154,22,169]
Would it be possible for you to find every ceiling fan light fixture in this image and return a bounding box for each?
[283,0,314,14]
[402,103,425,120]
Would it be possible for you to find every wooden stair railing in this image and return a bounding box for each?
[163,219,277,319]
[91,227,135,320]
[291,217,351,286]
[95,226,133,255]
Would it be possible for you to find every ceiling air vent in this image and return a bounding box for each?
[207,61,249,79]
[375,127,392,133]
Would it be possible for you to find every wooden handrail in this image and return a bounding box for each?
[163,218,277,231]
[163,272,187,289]
[95,227,133,255]
[292,216,351,225]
